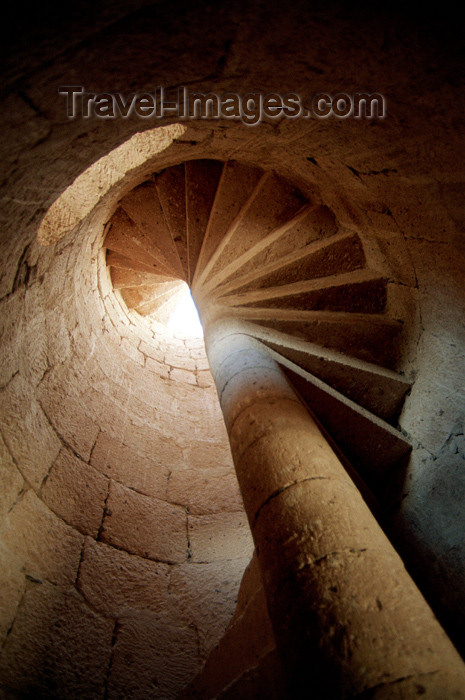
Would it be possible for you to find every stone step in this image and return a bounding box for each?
[239,321,410,422]
[106,250,170,276]
[222,310,403,368]
[217,649,286,700]
[130,282,184,323]
[203,172,308,289]
[194,170,269,292]
[110,267,176,289]
[154,164,189,280]
[210,230,366,297]
[139,284,186,321]
[104,208,176,277]
[193,161,263,287]
[119,180,186,280]
[210,204,338,292]
[181,553,277,700]
[277,359,411,500]
[185,159,224,285]
[219,270,387,315]
[120,280,183,312]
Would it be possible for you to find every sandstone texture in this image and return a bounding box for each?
[1,1,465,697]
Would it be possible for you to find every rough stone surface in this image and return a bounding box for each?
[188,511,254,563]
[170,558,250,656]
[183,570,277,699]
[41,447,109,537]
[100,480,187,563]
[107,609,200,699]
[0,291,25,387]
[0,373,61,490]
[1,489,84,585]
[1,3,465,696]
[0,546,26,643]
[78,537,171,617]
[37,379,100,462]
[0,434,24,523]
[0,582,114,698]
[90,430,170,499]
[167,468,244,514]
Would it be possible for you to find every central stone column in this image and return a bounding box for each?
[201,317,465,698]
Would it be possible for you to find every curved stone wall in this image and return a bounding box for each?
[0,179,253,697]
[1,2,465,696]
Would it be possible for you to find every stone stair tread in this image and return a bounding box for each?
[106,250,170,275]
[138,285,185,320]
[228,231,366,295]
[120,280,183,310]
[206,172,308,282]
[194,171,270,292]
[239,322,410,421]
[203,174,309,287]
[207,229,365,297]
[194,161,263,287]
[185,159,224,285]
[230,312,403,368]
[155,164,188,279]
[276,358,411,494]
[104,208,176,276]
[110,267,177,289]
[119,180,185,280]
[219,270,387,314]
[221,204,339,285]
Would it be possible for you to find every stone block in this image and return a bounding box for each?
[188,511,254,563]
[37,382,99,462]
[195,356,210,372]
[146,355,171,379]
[100,481,187,563]
[41,448,108,537]
[121,336,145,366]
[170,558,249,657]
[183,439,233,472]
[187,346,207,360]
[18,311,48,386]
[90,430,171,498]
[167,468,244,515]
[0,582,113,698]
[0,290,24,387]
[196,369,215,388]
[139,339,165,363]
[45,306,72,366]
[1,489,83,585]
[184,337,205,351]
[182,583,276,700]
[170,367,197,385]
[0,544,26,643]
[0,434,24,523]
[78,537,171,617]
[165,348,196,371]
[0,373,61,490]
[108,608,200,699]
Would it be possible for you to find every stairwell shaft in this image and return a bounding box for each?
[202,320,465,698]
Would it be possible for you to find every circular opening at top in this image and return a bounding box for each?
[166,283,203,338]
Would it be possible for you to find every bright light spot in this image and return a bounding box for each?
[166,284,203,337]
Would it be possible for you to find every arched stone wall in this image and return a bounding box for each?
[0,145,255,696]
[1,1,465,695]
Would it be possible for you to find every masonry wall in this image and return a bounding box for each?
[1,1,465,696]
[0,206,253,697]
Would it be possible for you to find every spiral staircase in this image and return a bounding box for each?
[103,158,413,697]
